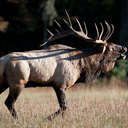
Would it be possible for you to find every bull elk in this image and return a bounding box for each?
[0,11,127,120]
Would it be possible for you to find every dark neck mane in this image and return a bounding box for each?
[77,53,104,83]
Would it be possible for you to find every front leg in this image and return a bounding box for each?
[47,86,67,120]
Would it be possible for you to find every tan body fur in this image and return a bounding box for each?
[0,45,84,90]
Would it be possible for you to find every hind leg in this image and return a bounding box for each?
[5,84,24,119]
[0,84,8,94]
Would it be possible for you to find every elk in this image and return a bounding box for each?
[0,11,127,120]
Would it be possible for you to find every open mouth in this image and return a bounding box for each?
[121,54,126,59]
[120,47,127,59]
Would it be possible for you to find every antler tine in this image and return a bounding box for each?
[83,21,88,36]
[99,23,104,40]
[63,18,68,25]
[65,9,72,28]
[105,24,114,41]
[63,18,69,26]
[95,23,100,40]
[104,21,111,41]
[110,24,114,36]
[75,17,84,33]
[102,21,109,41]
[54,19,61,29]
[47,29,54,36]
[40,36,53,47]
[40,29,54,46]
[55,28,60,33]
[63,18,74,31]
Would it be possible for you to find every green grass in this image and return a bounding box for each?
[0,82,128,128]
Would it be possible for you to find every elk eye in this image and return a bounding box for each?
[109,47,113,51]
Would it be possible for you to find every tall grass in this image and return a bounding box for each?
[0,80,128,128]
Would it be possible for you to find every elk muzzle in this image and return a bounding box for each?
[120,46,127,59]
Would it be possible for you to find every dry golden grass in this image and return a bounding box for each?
[0,79,128,128]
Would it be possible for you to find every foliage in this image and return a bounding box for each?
[0,21,9,32]
[106,59,128,79]
[41,0,57,25]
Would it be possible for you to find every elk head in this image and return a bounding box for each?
[41,10,127,73]
[100,43,127,73]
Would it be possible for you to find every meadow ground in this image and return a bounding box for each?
[0,79,128,128]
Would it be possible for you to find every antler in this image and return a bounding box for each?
[41,10,92,47]
[41,10,114,53]
[102,21,114,42]
[63,10,92,41]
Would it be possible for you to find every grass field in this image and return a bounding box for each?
[0,80,128,128]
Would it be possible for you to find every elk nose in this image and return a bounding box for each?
[123,47,127,53]
[121,47,127,53]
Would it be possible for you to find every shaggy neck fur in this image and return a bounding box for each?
[78,53,106,83]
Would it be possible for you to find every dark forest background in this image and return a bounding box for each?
[0,0,128,79]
